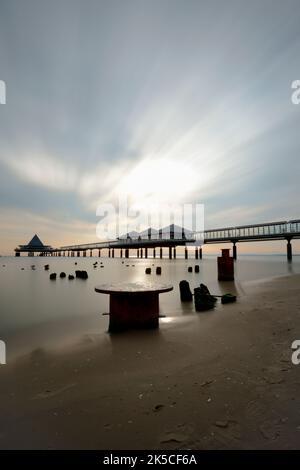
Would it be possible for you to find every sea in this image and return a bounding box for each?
[0,254,299,361]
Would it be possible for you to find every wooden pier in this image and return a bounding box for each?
[15,219,300,260]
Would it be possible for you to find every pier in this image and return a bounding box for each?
[15,219,300,260]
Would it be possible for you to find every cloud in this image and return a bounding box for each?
[1,0,300,252]
[0,152,78,192]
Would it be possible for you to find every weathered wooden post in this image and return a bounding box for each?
[199,247,202,259]
[169,246,172,259]
[173,247,176,258]
[287,238,292,261]
[160,247,163,258]
[195,248,198,259]
[153,248,156,258]
[232,241,237,260]
[185,247,188,259]
[179,280,193,301]
[218,248,234,281]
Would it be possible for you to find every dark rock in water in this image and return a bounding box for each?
[194,284,217,311]
[221,293,237,304]
[44,264,50,270]
[49,273,57,280]
[179,280,193,302]
[75,262,77,265]
[21,268,25,270]
[75,270,88,279]
[68,274,75,280]
[145,268,151,274]
[195,265,200,273]
[156,267,162,275]
[60,272,66,278]
[188,267,193,272]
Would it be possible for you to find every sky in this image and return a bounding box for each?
[0,0,300,254]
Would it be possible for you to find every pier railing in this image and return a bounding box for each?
[201,219,300,242]
[59,219,300,251]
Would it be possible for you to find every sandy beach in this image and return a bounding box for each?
[0,273,300,450]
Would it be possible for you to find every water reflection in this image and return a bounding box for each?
[0,255,299,360]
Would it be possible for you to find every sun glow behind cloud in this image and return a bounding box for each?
[117,157,197,202]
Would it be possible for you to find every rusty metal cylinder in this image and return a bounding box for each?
[217,249,234,281]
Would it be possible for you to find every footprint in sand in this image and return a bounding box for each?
[159,424,194,447]
[33,383,76,399]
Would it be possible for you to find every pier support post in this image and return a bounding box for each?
[108,249,111,258]
[173,247,176,258]
[83,251,86,257]
[145,248,148,259]
[199,247,202,259]
[112,249,114,258]
[90,250,93,257]
[98,249,101,257]
[77,251,80,257]
[120,249,123,258]
[185,247,188,259]
[169,246,172,259]
[153,248,156,258]
[160,247,163,259]
[195,248,198,259]
[233,242,237,260]
[125,248,129,258]
[287,238,292,261]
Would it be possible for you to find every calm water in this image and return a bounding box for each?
[0,254,299,359]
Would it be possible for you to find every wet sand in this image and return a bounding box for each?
[1,274,300,449]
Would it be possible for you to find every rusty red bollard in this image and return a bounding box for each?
[217,249,234,281]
